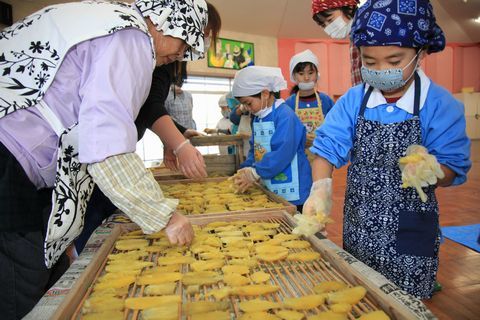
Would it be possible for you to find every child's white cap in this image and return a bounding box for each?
[232,66,287,98]
[218,93,229,107]
[289,49,319,83]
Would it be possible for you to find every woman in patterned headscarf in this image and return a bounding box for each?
[75,2,223,255]
[0,0,208,317]
[304,0,471,299]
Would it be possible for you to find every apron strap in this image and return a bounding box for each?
[314,91,324,123]
[359,85,374,116]
[295,93,300,113]
[36,100,65,136]
[413,72,421,117]
[295,92,323,111]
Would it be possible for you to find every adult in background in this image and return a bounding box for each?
[165,81,196,130]
[311,0,362,86]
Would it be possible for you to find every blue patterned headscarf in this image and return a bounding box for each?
[351,0,445,53]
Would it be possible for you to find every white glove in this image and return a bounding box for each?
[232,167,260,193]
[302,178,333,217]
[399,145,445,202]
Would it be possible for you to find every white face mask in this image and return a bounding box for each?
[221,110,230,118]
[253,96,271,118]
[324,16,352,39]
[298,81,316,91]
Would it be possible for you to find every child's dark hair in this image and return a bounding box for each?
[289,62,318,95]
[312,6,357,28]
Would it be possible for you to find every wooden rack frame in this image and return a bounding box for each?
[55,210,436,320]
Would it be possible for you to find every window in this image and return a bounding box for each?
[136,75,233,166]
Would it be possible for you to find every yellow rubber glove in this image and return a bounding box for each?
[399,145,445,202]
[302,178,333,217]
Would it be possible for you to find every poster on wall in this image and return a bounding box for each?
[207,37,254,70]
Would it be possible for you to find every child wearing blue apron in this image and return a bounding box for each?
[304,0,471,299]
[231,66,312,211]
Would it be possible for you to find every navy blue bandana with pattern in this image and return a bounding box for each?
[351,0,445,54]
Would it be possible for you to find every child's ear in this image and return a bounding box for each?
[261,89,270,99]
[419,49,427,62]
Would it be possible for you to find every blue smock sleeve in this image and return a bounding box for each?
[310,86,363,168]
[240,133,255,168]
[284,95,296,112]
[254,106,306,179]
[319,92,334,116]
[420,84,471,186]
[229,108,241,125]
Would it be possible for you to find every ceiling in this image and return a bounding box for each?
[208,0,480,42]
[5,0,480,42]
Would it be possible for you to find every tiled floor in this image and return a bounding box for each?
[325,140,480,320]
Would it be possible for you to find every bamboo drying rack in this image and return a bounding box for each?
[157,176,297,215]
[55,210,436,320]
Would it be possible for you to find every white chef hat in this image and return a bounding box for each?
[289,49,319,83]
[218,93,228,107]
[232,66,287,98]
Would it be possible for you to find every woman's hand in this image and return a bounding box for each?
[164,212,194,246]
[163,147,178,171]
[176,143,208,179]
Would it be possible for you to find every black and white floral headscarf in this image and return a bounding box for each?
[135,0,208,60]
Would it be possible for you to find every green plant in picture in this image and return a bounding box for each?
[208,37,254,70]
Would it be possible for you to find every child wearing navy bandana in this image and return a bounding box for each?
[304,0,471,299]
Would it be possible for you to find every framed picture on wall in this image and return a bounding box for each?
[207,37,255,70]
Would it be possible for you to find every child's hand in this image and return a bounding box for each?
[184,129,203,138]
[232,167,260,193]
[302,178,333,217]
[399,145,445,202]
[204,128,217,134]
[292,212,334,237]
